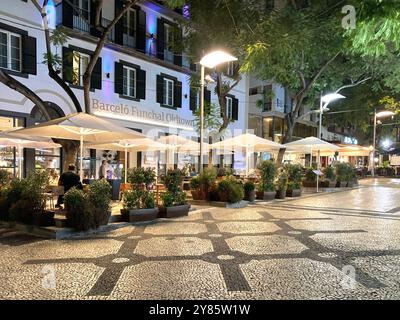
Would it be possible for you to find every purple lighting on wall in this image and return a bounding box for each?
[183,4,190,18]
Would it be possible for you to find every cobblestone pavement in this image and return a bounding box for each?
[1,178,400,300]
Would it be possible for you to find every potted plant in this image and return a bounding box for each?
[0,169,10,191]
[217,177,244,204]
[122,168,158,222]
[334,163,348,188]
[190,176,204,200]
[346,164,358,187]
[8,171,55,227]
[244,181,256,202]
[303,167,318,187]
[257,160,277,200]
[160,169,191,218]
[275,167,288,199]
[322,165,337,188]
[64,179,112,231]
[64,187,94,231]
[192,167,217,200]
[122,189,158,222]
[87,179,112,227]
[285,164,302,197]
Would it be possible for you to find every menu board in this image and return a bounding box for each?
[391,155,400,166]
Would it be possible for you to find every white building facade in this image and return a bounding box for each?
[0,0,248,178]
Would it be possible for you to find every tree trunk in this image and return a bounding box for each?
[0,70,51,120]
[54,139,80,171]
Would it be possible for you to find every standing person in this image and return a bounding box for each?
[98,160,108,179]
[56,164,83,208]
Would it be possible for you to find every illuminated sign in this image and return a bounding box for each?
[344,137,358,145]
[91,99,195,131]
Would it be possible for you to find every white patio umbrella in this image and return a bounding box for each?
[211,133,286,176]
[0,131,61,179]
[13,113,144,180]
[284,137,339,192]
[86,138,169,183]
[157,135,206,170]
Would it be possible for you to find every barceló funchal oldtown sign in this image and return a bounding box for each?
[91,98,195,129]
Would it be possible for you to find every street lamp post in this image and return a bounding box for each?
[372,110,395,177]
[199,51,237,173]
[318,93,346,140]
[316,92,345,192]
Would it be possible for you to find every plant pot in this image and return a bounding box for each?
[97,210,112,226]
[122,208,159,223]
[191,190,206,201]
[321,180,336,188]
[263,191,276,201]
[159,204,191,219]
[217,191,229,203]
[303,181,317,188]
[256,191,264,200]
[276,189,286,199]
[244,190,256,202]
[286,189,301,197]
[336,181,347,188]
[33,211,55,227]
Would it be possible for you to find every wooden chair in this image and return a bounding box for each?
[119,183,132,200]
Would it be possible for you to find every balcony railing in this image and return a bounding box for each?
[73,8,90,33]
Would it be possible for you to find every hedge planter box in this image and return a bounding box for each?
[303,181,317,188]
[159,204,191,219]
[321,180,337,188]
[257,191,276,201]
[286,189,301,197]
[244,191,256,202]
[191,190,206,201]
[33,211,55,227]
[336,181,347,188]
[276,190,286,199]
[121,208,159,223]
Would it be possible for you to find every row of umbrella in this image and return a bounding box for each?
[1,112,342,181]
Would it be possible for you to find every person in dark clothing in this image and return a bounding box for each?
[56,164,83,208]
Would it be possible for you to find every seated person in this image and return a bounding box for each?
[56,164,83,208]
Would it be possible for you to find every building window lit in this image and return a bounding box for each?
[0,116,24,177]
[0,30,21,72]
[123,65,136,98]
[72,51,89,86]
[226,96,233,119]
[123,8,136,48]
[163,78,174,107]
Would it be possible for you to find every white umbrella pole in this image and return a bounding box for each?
[18,146,23,180]
[246,145,249,177]
[124,146,128,184]
[317,149,320,193]
[80,134,84,182]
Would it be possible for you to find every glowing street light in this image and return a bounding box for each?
[372,110,395,177]
[199,51,237,173]
[319,93,346,139]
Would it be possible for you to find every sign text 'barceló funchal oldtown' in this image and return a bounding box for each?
[91,99,195,129]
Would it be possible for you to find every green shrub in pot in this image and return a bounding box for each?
[244,181,256,202]
[159,169,190,218]
[275,167,288,199]
[334,163,348,187]
[0,169,10,189]
[257,160,276,192]
[217,177,244,204]
[87,179,112,228]
[64,187,94,232]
